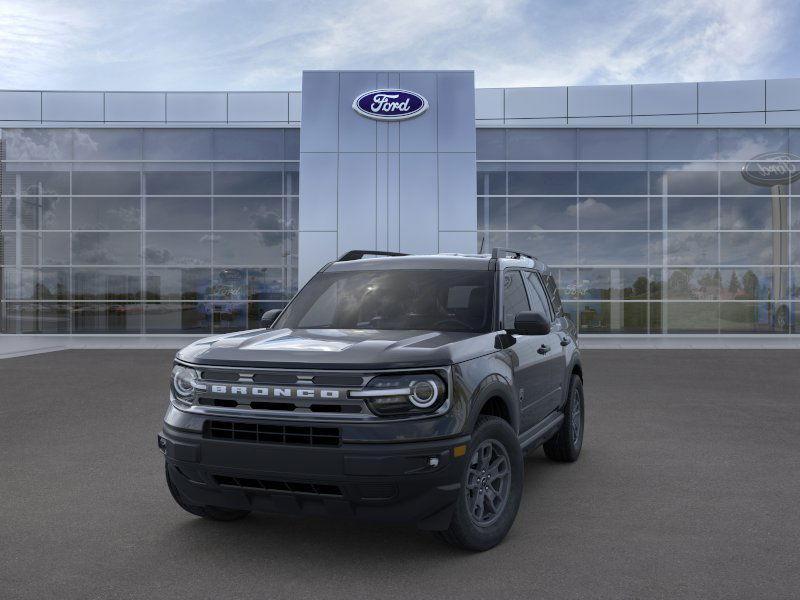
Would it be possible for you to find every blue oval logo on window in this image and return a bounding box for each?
[742,152,800,186]
[352,89,428,121]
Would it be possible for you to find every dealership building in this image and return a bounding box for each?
[1,70,799,338]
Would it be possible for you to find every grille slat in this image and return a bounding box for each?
[213,475,343,497]
[205,420,341,447]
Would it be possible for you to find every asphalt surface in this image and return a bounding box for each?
[1,349,799,600]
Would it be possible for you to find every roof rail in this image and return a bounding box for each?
[491,247,538,261]
[337,250,409,262]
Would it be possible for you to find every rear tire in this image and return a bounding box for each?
[543,374,584,462]
[165,463,250,522]
[435,416,523,551]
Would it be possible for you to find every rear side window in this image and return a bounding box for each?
[523,271,552,320]
[544,274,564,316]
[502,271,530,328]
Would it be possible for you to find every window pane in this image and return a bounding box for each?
[720,168,774,195]
[579,171,647,195]
[19,232,70,265]
[213,302,248,332]
[507,129,576,160]
[214,129,283,160]
[666,268,720,300]
[213,169,283,195]
[144,303,211,333]
[72,303,142,333]
[719,267,786,301]
[213,232,294,266]
[73,129,141,160]
[9,268,69,300]
[284,163,299,196]
[650,169,717,195]
[720,232,777,265]
[144,171,211,195]
[508,197,576,230]
[648,129,718,161]
[72,171,140,195]
[72,232,140,265]
[3,302,70,333]
[666,232,718,264]
[507,232,577,265]
[668,197,718,230]
[477,197,506,230]
[578,197,646,230]
[145,268,212,300]
[477,129,505,160]
[10,170,70,195]
[1,198,17,227]
[577,268,649,300]
[143,129,213,160]
[664,302,720,333]
[502,271,530,327]
[579,233,649,265]
[72,268,141,300]
[145,197,211,230]
[145,232,212,265]
[720,197,786,230]
[20,197,69,230]
[508,168,576,195]
[4,129,72,160]
[72,197,140,230]
[577,302,648,333]
[213,197,284,230]
[285,129,300,159]
[477,165,506,195]
[718,129,788,160]
[245,268,289,300]
[720,302,782,333]
[578,129,646,160]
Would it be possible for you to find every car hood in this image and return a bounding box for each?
[176,327,496,370]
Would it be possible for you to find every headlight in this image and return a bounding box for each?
[351,373,447,416]
[171,365,200,402]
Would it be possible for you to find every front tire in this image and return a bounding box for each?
[543,374,584,462]
[436,416,523,551]
[165,463,250,522]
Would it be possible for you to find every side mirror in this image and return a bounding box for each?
[512,311,551,336]
[260,309,283,329]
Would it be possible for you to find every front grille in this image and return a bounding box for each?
[205,420,341,446]
[213,475,343,497]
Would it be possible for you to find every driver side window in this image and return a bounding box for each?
[502,271,530,329]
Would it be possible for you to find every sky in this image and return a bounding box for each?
[0,0,798,91]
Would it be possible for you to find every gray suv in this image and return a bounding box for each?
[159,248,584,551]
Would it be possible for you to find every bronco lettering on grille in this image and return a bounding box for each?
[209,385,341,399]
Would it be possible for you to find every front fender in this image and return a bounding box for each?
[453,353,519,434]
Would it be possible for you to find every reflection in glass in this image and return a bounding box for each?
[667,197,718,230]
[720,232,777,265]
[578,171,647,195]
[145,232,212,266]
[477,167,506,195]
[72,197,140,230]
[72,171,140,195]
[647,130,717,161]
[666,232,718,264]
[8,171,70,196]
[73,129,141,160]
[72,268,141,300]
[3,303,70,333]
[72,232,140,265]
[72,303,143,333]
[719,268,785,301]
[664,302,719,333]
[577,197,646,230]
[213,197,283,230]
[508,197,576,230]
[213,170,282,195]
[144,171,211,195]
[507,232,577,265]
[145,268,212,301]
[578,129,646,160]
[213,232,294,266]
[20,232,70,265]
[577,268,649,300]
[4,129,73,161]
[720,197,786,230]
[507,129,575,160]
[508,169,576,195]
[20,197,69,230]
[577,302,647,333]
[144,303,212,333]
[579,233,649,265]
[666,268,720,300]
[213,129,284,160]
[720,302,783,333]
[145,197,211,230]
[476,129,505,160]
[212,302,247,332]
[15,268,70,300]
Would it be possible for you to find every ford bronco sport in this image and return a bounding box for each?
[159,248,584,551]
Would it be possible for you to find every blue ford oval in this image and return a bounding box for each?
[352,89,428,121]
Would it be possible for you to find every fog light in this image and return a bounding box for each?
[428,457,439,468]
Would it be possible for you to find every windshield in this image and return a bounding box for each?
[275,269,495,333]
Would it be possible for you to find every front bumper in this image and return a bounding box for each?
[159,418,470,530]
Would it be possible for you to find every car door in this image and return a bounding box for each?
[523,270,567,416]
[500,270,552,432]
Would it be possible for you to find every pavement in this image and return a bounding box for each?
[1,349,799,600]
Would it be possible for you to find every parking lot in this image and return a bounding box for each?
[2,348,799,599]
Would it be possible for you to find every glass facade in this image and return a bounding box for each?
[478,128,800,335]
[0,128,299,333]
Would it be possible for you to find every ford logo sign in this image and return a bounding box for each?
[352,89,428,121]
[741,152,800,187]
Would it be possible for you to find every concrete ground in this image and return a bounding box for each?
[1,349,799,600]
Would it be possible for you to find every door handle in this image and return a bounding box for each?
[537,344,551,355]
[560,337,569,347]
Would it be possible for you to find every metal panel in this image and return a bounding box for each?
[632,82,696,115]
[766,78,800,111]
[568,116,631,125]
[475,88,504,120]
[300,71,339,152]
[228,92,288,122]
[698,80,764,113]
[505,86,567,119]
[504,118,568,126]
[376,152,388,250]
[439,231,477,253]
[399,153,438,254]
[568,85,631,117]
[166,92,226,122]
[338,72,377,152]
[632,114,698,125]
[698,112,765,125]
[299,152,338,231]
[0,91,41,121]
[42,92,103,121]
[337,153,377,253]
[289,92,302,122]
[387,153,400,251]
[438,153,477,231]
[398,72,438,152]
[437,71,476,153]
[766,111,800,126]
[105,92,165,122]
[476,119,507,126]
[298,231,338,286]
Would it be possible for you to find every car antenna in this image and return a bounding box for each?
[479,235,485,253]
